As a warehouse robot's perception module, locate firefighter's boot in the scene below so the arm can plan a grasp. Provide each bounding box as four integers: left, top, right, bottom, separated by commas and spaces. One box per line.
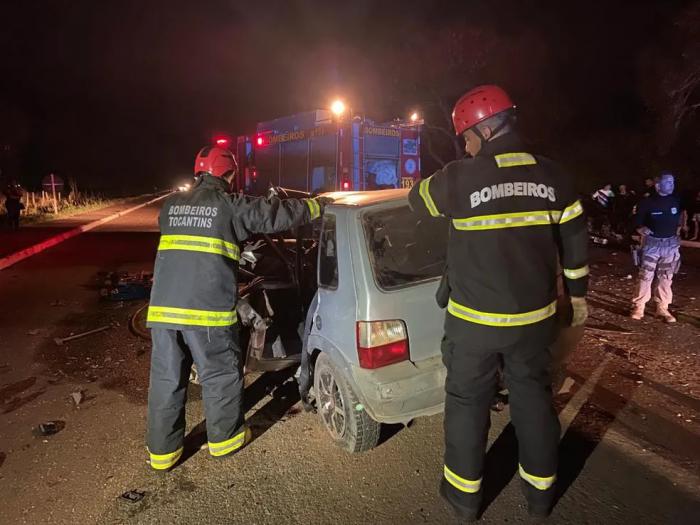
656, 307, 676, 323
439, 479, 479, 522
630, 305, 645, 320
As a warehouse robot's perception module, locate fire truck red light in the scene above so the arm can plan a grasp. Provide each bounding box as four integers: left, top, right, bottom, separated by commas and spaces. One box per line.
257, 137, 264, 146
215, 138, 228, 146
342, 181, 350, 190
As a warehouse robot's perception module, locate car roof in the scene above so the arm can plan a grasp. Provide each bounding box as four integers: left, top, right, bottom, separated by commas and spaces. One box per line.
321, 188, 409, 207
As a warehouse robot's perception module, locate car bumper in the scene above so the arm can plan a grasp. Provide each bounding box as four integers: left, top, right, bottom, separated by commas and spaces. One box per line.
349, 355, 446, 424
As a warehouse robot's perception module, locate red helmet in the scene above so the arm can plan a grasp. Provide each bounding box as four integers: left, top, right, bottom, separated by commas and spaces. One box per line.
451, 85, 516, 135
194, 146, 238, 178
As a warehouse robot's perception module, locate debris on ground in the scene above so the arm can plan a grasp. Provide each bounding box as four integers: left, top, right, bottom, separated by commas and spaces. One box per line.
33, 421, 65, 437
100, 271, 152, 301
54, 325, 111, 346
70, 390, 84, 407
557, 376, 576, 395
119, 490, 146, 504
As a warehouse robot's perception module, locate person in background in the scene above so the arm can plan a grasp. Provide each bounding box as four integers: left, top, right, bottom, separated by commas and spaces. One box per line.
592, 183, 614, 208
612, 184, 635, 236
689, 190, 700, 241
641, 177, 657, 198
591, 183, 614, 233
630, 172, 686, 323
2, 180, 24, 231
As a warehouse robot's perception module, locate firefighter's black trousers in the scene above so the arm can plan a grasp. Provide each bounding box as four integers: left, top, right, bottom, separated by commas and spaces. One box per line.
147, 326, 244, 467
441, 331, 560, 511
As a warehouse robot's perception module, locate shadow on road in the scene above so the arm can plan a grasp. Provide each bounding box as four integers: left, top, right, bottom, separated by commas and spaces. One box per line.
480, 358, 633, 515
480, 423, 519, 515
181, 369, 298, 464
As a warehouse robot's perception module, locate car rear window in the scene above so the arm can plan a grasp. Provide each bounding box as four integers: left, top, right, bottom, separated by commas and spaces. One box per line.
363, 204, 448, 290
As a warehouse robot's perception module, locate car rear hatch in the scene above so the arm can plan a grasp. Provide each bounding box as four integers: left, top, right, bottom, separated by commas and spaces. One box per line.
357, 202, 448, 364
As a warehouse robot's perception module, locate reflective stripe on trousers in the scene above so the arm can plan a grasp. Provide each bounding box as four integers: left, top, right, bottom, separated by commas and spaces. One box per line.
208, 428, 249, 457
447, 298, 557, 327
147, 306, 238, 327
149, 447, 183, 470
158, 234, 240, 260
519, 464, 556, 490
444, 465, 482, 493
563, 265, 589, 280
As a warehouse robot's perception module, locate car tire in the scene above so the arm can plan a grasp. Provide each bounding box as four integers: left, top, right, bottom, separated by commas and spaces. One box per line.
314, 353, 380, 453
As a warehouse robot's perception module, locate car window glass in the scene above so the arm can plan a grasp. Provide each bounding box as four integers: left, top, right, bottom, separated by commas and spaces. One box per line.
363, 205, 447, 290
319, 213, 338, 288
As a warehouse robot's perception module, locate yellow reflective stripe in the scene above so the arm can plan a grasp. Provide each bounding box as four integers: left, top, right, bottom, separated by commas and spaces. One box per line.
519, 464, 556, 490
494, 152, 537, 167
563, 265, 589, 280
448, 298, 557, 327
560, 200, 583, 224
149, 447, 183, 470
147, 306, 237, 327
305, 198, 321, 220
158, 235, 240, 261
452, 209, 562, 231
444, 466, 482, 493
419, 177, 441, 217
209, 428, 249, 457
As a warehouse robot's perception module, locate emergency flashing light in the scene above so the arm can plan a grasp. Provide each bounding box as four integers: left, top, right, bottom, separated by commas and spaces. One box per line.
215, 138, 229, 146
331, 100, 346, 116
410, 112, 419, 122
342, 181, 350, 190
256, 136, 264, 146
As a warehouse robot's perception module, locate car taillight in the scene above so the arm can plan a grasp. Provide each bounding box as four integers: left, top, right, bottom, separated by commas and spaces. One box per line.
356, 320, 409, 369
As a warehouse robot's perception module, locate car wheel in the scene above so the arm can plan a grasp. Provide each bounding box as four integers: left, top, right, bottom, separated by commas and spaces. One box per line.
314, 353, 380, 453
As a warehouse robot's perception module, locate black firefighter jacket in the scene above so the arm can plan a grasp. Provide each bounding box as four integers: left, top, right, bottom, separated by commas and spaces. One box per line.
147, 175, 321, 331
409, 134, 588, 350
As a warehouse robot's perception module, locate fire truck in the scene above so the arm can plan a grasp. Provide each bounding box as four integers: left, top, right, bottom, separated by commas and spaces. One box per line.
233, 110, 422, 194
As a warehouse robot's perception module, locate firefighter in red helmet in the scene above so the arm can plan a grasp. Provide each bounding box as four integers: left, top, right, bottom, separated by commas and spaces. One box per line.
146, 145, 327, 471
409, 85, 588, 520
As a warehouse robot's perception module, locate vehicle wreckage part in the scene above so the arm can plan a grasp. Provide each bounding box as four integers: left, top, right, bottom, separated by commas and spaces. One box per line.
54, 325, 111, 346
314, 353, 380, 453
119, 490, 146, 504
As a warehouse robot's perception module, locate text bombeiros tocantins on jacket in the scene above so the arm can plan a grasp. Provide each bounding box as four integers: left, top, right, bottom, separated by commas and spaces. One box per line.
167, 205, 219, 228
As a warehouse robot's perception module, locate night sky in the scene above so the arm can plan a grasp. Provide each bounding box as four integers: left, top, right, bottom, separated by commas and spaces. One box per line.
1, 0, 697, 194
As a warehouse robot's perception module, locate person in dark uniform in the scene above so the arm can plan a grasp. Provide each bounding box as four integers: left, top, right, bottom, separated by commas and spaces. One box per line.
630, 172, 686, 323
612, 184, 635, 236
146, 146, 327, 471
688, 190, 700, 241
409, 85, 588, 520
2, 180, 24, 230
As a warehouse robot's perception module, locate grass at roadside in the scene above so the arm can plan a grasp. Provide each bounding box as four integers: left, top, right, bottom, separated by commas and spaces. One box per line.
14, 196, 126, 225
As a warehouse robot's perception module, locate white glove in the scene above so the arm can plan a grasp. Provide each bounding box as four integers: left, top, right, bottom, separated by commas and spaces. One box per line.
570, 296, 588, 327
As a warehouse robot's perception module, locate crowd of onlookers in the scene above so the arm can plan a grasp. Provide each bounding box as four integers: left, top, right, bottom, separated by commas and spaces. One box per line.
586, 177, 700, 241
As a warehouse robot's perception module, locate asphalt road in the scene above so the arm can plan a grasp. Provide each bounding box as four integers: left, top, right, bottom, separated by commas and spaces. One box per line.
0, 199, 699, 525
